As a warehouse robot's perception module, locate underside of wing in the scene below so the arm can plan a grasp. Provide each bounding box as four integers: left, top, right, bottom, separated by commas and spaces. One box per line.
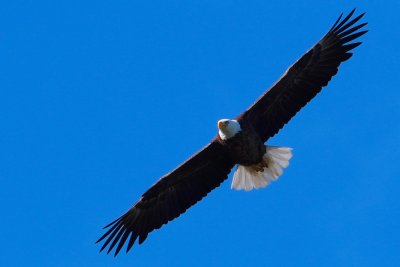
96, 140, 234, 256
243, 9, 367, 142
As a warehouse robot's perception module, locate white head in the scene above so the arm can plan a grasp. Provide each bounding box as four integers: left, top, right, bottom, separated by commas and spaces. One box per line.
217, 119, 241, 140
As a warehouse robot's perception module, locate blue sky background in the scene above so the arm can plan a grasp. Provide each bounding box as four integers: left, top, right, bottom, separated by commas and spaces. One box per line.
1, 1, 399, 266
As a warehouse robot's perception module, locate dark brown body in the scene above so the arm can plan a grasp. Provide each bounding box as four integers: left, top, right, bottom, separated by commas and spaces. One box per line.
218, 122, 266, 166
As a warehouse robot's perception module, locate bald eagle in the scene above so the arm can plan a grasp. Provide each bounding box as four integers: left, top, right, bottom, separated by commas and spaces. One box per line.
97, 9, 367, 256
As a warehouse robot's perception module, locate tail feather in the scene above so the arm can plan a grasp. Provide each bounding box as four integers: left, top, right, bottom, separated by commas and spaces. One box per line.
231, 146, 293, 191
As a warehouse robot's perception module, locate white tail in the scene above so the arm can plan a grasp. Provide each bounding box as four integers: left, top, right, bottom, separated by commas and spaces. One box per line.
231, 146, 293, 191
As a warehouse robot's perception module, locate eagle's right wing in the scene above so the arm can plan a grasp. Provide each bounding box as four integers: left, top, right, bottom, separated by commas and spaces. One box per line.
96, 140, 235, 256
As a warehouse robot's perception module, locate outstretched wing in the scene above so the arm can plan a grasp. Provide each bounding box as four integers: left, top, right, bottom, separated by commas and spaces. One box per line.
96, 140, 234, 256
242, 9, 367, 142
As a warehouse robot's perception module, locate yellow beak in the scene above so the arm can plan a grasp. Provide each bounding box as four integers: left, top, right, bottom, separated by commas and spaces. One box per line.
218, 121, 226, 129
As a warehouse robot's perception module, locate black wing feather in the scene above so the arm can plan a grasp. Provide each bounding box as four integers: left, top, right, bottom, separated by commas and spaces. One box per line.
242, 9, 367, 141
97, 140, 234, 256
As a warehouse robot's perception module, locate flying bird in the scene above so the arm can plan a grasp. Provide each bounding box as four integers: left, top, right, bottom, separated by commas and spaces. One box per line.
97, 9, 367, 256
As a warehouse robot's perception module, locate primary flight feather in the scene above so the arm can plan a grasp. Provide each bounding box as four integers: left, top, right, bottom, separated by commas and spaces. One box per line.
97, 9, 367, 256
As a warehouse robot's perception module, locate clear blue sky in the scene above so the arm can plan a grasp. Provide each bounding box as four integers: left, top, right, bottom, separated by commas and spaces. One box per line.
1, 1, 399, 266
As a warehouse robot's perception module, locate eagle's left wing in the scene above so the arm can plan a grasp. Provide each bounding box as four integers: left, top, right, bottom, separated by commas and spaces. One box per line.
96, 140, 234, 256
241, 9, 367, 142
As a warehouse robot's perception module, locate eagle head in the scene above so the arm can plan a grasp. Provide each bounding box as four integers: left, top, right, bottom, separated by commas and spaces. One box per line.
217, 119, 241, 140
